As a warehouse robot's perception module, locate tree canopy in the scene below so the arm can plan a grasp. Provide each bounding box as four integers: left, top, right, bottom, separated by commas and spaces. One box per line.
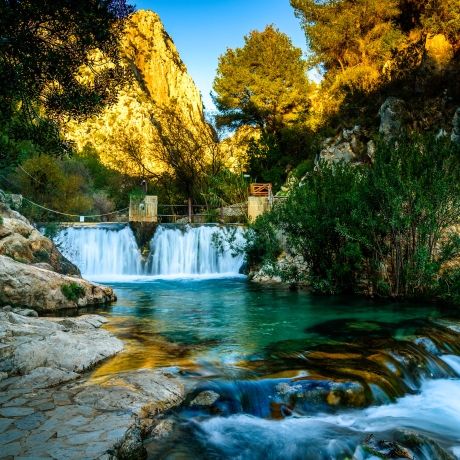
213, 25, 311, 134
0, 0, 133, 169
291, 0, 403, 93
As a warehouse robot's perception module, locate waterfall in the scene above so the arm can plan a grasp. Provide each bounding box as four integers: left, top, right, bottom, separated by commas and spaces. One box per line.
54, 225, 143, 277
54, 224, 245, 279
146, 225, 245, 276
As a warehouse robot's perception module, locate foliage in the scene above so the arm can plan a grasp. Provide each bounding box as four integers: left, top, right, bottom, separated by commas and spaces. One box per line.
289, 0, 460, 133
245, 208, 282, 269
247, 135, 460, 302
291, 0, 403, 94
149, 107, 222, 203
15, 155, 93, 221
201, 169, 248, 210
61, 282, 85, 302
213, 25, 311, 133
246, 125, 319, 191
398, 0, 460, 41
0, 0, 133, 166
42, 222, 60, 240
77, 144, 132, 209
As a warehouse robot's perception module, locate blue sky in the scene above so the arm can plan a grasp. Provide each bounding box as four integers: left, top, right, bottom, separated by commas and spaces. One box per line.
133, 0, 308, 112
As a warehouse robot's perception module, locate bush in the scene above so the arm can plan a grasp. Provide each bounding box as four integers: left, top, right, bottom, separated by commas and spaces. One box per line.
247, 135, 460, 302
61, 282, 85, 301
43, 222, 60, 240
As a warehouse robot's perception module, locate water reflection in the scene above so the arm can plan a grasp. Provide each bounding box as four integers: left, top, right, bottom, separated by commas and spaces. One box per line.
92, 278, 455, 381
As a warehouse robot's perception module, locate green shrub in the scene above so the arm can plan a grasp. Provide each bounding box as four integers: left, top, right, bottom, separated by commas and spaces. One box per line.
43, 222, 60, 240
61, 282, 85, 301
33, 249, 50, 263
247, 135, 460, 302
293, 159, 315, 179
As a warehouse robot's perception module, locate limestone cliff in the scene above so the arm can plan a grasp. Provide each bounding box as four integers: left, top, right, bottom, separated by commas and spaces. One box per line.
65, 10, 213, 176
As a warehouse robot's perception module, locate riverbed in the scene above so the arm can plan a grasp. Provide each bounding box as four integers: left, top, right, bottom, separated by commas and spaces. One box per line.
52, 224, 460, 459
90, 277, 460, 460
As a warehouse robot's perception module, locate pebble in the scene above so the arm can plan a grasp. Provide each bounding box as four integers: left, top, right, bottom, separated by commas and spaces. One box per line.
0, 428, 23, 444
0, 441, 21, 457
0, 418, 14, 433
15, 412, 46, 430
0, 406, 34, 417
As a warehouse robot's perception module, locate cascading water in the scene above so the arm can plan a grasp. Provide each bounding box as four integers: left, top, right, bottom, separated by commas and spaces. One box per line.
55, 225, 143, 276
146, 225, 245, 276
54, 224, 245, 279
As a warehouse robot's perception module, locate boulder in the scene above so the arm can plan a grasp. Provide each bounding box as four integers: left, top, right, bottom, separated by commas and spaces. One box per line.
114, 424, 146, 460
190, 390, 220, 407
74, 368, 185, 415
0, 215, 80, 276
0, 255, 115, 312
0, 312, 123, 378
318, 125, 371, 164
379, 97, 406, 139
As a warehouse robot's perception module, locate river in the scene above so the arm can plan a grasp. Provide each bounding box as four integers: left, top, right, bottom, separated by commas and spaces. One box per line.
56, 224, 460, 459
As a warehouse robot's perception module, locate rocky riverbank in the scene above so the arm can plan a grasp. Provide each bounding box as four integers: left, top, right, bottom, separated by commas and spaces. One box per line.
0, 191, 116, 313
0, 193, 187, 459
0, 310, 186, 459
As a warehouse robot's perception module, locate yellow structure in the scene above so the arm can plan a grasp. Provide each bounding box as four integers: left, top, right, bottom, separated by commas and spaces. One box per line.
247, 183, 273, 222
248, 196, 271, 222
129, 196, 158, 223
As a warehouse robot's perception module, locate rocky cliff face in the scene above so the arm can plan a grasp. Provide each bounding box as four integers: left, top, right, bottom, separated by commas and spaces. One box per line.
65, 10, 213, 175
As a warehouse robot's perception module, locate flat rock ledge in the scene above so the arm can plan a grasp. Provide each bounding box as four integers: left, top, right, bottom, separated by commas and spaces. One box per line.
0, 255, 116, 313
0, 311, 185, 459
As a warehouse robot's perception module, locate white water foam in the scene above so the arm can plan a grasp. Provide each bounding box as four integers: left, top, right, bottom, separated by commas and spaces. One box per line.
441, 355, 460, 376
198, 379, 460, 459
146, 225, 245, 276
55, 225, 245, 279
55, 226, 142, 276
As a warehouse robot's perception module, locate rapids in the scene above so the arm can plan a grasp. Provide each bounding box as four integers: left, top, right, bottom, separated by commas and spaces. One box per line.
53, 224, 460, 459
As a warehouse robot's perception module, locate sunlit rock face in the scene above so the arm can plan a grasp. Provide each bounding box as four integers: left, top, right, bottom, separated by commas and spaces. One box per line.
122, 10, 205, 129
65, 10, 213, 175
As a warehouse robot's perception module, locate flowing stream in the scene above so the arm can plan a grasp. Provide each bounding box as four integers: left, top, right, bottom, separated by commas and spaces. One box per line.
55, 224, 460, 459
55, 224, 245, 279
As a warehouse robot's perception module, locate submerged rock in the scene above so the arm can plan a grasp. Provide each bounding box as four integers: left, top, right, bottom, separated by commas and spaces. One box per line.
184, 377, 368, 420
358, 431, 455, 460
190, 390, 220, 407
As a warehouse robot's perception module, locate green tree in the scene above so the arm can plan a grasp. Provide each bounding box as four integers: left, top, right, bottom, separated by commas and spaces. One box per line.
16, 155, 93, 221
0, 0, 133, 168
291, 0, 403, 93
398, 0, 460, 41
247, 125, 318, 191
213, 25, 311, 134
247, 135, 460, 302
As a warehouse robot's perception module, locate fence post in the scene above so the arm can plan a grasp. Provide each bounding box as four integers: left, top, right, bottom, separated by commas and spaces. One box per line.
188, 198, 192, 223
